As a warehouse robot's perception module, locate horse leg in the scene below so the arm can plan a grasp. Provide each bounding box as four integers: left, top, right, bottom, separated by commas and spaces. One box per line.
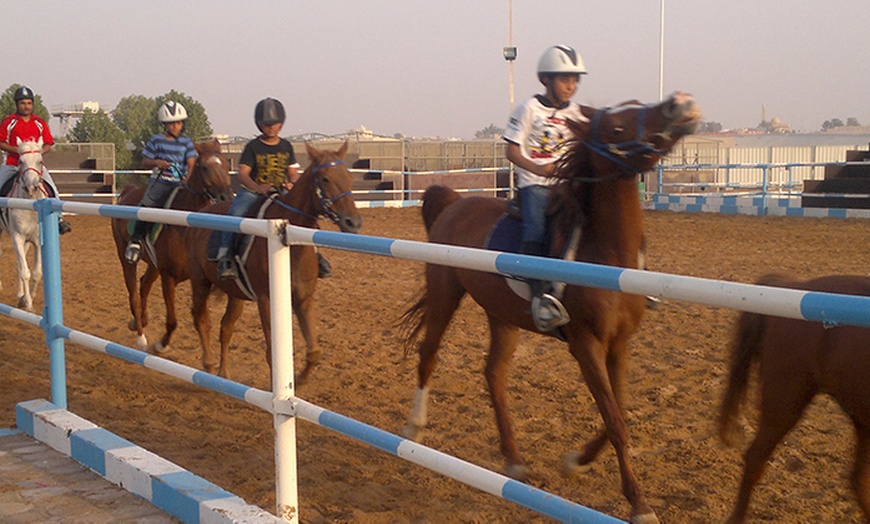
255, 295, 278, 388
566, 334, 633, 471
401, 269, 465, 441
852, 425, 870, 521
29, 238, 41, 299
191, 278, 216, 374
726, 376, 815, 524
570, 333, 657, 524
291, 293, 319, 387
153, 273, 179, 355
483, 315, 527, 479
217, 296, 246, 379
138, 264, 159, 330
11, 235, 32, 311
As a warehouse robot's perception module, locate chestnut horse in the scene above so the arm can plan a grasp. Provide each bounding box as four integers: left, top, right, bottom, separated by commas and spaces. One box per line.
399, 93, 700, 523
719, 273, 870, 523
111, 139, 233, 353
187, 142, 362, 385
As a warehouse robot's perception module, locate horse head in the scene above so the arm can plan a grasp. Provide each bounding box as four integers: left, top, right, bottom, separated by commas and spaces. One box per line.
562, 91, 701, 180
302, 141, 363, 233
190, 139, 233, 202
16, 138, 45, 199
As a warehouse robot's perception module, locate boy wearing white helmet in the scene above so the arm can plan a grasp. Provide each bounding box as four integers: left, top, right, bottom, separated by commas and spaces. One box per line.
503, 44, 588, 332
125, 100, 197, 264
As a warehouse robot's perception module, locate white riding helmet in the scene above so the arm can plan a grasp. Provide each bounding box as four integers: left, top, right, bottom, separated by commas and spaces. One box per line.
158, 101, 188, 123
537, 45, 587, 78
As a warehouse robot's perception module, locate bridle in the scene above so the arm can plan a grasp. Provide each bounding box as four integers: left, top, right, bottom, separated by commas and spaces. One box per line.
187, 153, 228, 203
271, 158, 353, 224
16, 149, 44, 195
579, 105, 665, 180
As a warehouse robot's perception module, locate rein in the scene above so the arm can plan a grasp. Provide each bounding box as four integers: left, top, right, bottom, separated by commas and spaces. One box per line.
578, 106, 661, 181
270, 159, 352, 224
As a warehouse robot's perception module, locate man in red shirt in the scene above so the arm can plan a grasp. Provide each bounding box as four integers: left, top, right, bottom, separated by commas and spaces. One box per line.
0, 86, 71, 234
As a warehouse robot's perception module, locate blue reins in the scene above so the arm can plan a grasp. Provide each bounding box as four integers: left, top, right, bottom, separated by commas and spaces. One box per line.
583, 106, 661, 177
270, 159, 352, 223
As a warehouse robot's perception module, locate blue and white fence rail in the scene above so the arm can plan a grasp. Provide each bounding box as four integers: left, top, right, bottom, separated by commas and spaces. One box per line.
5, 197, 624, 523
7, 196, 870, 522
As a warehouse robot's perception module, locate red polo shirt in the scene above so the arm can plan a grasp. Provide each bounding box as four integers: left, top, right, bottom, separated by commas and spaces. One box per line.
0, 114, 54, 166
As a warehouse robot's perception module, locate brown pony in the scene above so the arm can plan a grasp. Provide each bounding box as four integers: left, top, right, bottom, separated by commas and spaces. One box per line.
719, 273, 870, 523
111, 139, 233, 353
399, 93, 700, 523
186, 142, 362, 385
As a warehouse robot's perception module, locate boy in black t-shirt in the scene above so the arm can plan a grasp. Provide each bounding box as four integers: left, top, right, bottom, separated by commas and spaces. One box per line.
217, 98, 309, 280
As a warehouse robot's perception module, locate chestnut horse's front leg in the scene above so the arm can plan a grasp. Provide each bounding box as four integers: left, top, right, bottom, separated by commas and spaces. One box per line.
569, 330, 658, 524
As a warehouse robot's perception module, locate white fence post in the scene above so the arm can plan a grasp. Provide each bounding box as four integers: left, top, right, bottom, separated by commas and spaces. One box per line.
267, 220, 299, 523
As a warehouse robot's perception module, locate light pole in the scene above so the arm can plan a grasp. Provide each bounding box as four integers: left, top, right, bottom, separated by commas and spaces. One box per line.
504, 0, 517, 198
659, 0, 665, 101
504, 0, 516, 112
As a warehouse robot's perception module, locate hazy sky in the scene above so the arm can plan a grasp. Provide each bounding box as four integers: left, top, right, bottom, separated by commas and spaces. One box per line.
13, 1, 870, 139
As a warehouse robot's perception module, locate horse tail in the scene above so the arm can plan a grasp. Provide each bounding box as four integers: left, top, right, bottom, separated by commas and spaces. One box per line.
421, 185, 460, 233
397, 290, 427, 358
718, 309, 767, 447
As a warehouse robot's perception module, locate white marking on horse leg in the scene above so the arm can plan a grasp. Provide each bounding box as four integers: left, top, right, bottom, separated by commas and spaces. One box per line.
401, 387, 430, 440
136, 334, 148, 351
152, 341, 171, 356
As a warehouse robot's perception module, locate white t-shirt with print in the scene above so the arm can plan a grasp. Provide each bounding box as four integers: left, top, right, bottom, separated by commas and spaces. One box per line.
503, 95, 586, 188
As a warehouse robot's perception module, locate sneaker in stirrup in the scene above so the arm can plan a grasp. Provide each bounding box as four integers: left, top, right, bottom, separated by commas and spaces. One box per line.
531, 293, 570, 332
58, 218, 72, 235
125, 241, 141, 264
217, 257, 238, 280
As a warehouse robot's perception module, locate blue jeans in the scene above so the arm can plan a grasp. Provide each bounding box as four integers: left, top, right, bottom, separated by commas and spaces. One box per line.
519, 184, 550, 246
220, 187, 259, 250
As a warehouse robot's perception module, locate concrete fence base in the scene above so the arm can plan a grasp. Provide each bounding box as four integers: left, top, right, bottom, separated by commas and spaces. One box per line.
15, 399, 281, 524
646, 193, 870, 219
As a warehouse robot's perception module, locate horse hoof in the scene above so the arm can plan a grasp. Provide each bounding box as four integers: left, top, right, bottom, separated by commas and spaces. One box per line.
504, 463, 531, 482
127, 318, 137, 331
136, 334, 148, 352
151, 342, 172, 356
561, 450, 593, 478
400, 423, 422, 441
630, 512, 660, 524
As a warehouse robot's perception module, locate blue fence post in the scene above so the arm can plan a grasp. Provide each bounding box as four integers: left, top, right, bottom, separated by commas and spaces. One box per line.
37, 199, 67, 409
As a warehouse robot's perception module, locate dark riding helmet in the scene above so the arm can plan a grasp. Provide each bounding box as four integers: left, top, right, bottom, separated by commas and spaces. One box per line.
14, 86, 35, 102
255, 98, 286, 130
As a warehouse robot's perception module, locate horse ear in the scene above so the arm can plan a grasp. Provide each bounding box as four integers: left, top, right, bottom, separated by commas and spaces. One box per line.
37, 137, 44, 148
194, 141, 203, 155
304, 141, 319, 160
338, 140, 349, 158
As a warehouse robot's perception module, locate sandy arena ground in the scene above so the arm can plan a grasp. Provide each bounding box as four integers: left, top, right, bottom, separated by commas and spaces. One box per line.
0, 206, 867, 523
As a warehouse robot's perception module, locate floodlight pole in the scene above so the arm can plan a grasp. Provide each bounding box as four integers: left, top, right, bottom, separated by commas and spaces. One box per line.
659, 0, 665, 101
504, 0, 517, 198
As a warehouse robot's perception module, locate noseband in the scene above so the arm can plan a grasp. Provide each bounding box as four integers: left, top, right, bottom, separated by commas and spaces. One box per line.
583, 106, 663, 177
312, 160, 352, 223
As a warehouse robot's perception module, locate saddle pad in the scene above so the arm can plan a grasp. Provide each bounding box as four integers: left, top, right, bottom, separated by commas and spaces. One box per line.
484, 213, 524, 254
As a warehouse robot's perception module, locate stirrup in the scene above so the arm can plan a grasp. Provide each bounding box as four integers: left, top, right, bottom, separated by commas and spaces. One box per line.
217, 257, 238, 280
317, 254, 332, 278
531, 293, 570, 332
125, 242, 141, 264
58, 219, 72, 235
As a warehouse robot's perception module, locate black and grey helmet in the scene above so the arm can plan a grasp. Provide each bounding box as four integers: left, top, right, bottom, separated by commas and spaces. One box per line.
14, 86, 34, 102
255, 98, 286, 130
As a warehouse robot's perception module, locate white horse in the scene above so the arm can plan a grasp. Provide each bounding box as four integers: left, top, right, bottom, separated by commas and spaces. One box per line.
0, 139, 46, 311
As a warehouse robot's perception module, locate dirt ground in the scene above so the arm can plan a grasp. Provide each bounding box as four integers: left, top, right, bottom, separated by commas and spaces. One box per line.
0, 206, 867, 523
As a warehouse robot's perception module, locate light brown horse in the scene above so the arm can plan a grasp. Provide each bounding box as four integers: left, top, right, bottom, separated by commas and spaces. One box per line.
399, 93, 700, 523
111, 139, 233, 353
719, 273, 870, 523
187, 142, 362, 385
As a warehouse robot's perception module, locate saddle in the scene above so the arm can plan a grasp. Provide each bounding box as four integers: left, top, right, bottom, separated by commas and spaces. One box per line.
206, 195, 276, 301
125, 186, 182, 265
